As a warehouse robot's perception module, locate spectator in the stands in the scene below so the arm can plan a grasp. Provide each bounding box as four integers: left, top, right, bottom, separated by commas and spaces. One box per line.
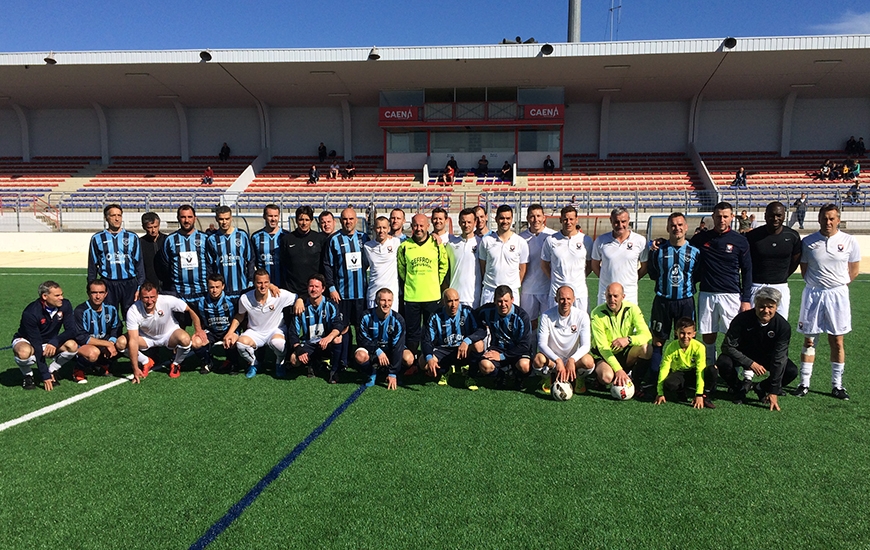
694, 219, 707, 235
476, 155, 489, 177
730, 167, 747, 189
846, 180, 861, 204
318, 142, 327, 163
844, 159, 860, 181
201, 166, 214, 185
219, 142, 230, 162
792, 192, 808, 229
543, 155, 555, 173
846, 136, 857, 155
817, 159, 833, 181
500, 161, 512, 183
342, 161, 356, 180
856, 138, 866, 157
329, 160, 341, 180
443, 164, 455, 184
738, 210, 752, 234
307, 165, 320, 185
446, 156, 458, 173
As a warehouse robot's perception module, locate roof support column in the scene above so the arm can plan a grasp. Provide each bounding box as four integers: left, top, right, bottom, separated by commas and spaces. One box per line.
256, 101, 271, 153
92, 102, 109, 164
341, 99, 352, 160
780, 91, 797, 158
598, 95, 610, 159
688, 93, 702, 146
11, 104, 29, 162
173, 101, 189, 162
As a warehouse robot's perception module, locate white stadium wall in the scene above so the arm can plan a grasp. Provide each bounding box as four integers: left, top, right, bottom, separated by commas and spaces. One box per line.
107, 108, 180, 157
351, 107, 381, 157
608, 101, 688, 154
270, 107, 343, 157
30, 109, 100, 157
696, 99, 782, 152
791, 97, 870, 152
0, 109, 22, 157
188, 107, 260, 158
562, 103, 600, 155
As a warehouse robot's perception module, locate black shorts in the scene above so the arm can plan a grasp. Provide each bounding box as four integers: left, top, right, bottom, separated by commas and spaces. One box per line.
104, 278, 139, 317
482, 348, 525, 372
649, 296, 695, 341
293, 341, 333, 361
429, 346, 474, 370
338, 299, 366, 331
591, 347, 630, 370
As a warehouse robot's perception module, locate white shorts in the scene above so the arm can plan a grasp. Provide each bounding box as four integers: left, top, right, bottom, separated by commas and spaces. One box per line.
535, 354, 594, 378
12, 338, 75, 351
520, 293, 549, 321
697, 291, 741, 335
481, 286, 521, 307
140, 333, 173, 350
798, 285, 851, 336
750, 282, 791, 320
241, 328, 285, 348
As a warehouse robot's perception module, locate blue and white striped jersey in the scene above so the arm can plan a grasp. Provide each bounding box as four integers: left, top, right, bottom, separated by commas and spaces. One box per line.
163, 230, 209, 299
323, 230, 368, 300
206, 229, 254, 296
73, 301, 122, 344
422, 304, 480, 361
251, 228, 288, 287
648, 241, 700, 300
190, 293, 237, 336
88, 229, 144, 282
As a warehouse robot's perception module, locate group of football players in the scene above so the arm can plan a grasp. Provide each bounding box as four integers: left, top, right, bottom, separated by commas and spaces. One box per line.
11, 198, 859, 410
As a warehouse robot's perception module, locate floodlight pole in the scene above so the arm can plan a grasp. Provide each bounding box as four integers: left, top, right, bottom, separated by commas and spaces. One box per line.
568, 0, 581, 42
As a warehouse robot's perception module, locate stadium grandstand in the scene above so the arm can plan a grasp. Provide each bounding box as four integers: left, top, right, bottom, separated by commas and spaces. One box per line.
1, 35, 869, 235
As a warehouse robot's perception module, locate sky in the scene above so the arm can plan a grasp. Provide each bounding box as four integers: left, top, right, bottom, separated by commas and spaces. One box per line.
1, 0, 868, 53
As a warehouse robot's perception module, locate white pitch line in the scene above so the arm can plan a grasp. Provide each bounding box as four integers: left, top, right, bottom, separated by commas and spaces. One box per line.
0, 375, 132, 433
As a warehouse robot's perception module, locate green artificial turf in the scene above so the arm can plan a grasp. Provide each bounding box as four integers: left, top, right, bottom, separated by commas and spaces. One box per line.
1, 269, 869, 549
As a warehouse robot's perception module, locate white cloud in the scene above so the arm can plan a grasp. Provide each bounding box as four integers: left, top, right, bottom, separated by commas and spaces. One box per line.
812, 11, 870, 34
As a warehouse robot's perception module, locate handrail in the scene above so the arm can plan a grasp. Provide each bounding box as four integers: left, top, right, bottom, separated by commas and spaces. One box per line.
32, 196, 61, 230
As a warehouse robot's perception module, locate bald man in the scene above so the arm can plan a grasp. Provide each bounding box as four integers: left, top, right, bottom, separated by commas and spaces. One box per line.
421, 288, 485, 386
397, 213, 449, 358
323, 207, 368, 369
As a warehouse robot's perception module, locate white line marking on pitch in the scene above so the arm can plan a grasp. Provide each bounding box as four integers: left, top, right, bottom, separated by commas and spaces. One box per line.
0, 375, 132, 433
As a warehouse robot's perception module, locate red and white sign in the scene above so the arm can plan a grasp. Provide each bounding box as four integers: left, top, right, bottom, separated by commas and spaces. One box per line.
379, 107, 419, 122
523, 104, 564, 120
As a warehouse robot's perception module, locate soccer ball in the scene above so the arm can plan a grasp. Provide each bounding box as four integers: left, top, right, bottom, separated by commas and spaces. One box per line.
611, 379, 635, 401
551, 380, 573, 401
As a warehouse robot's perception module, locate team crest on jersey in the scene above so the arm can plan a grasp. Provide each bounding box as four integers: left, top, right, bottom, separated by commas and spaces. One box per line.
767, 331, 775, 338
838, 244, 844, 252
726, 244, 733, 253
268, 305, 275, 311
571, 324, 577, 333
235, 237, 242, 247
157, 310, 164, 316
576, 242, 582, 249
509, 245, 516, 251
626, 242, 633, 249
472, 246, 477, 253
387, 325, 395, 334
798, 321, 804, 329
308, 241, 314, 247
387, 246, 393, 253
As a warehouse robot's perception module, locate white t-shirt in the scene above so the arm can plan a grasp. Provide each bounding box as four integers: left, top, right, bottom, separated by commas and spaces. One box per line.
126, 295, 187, 338
238, 289, 297, 332
520, 227, 557, 295
537, 305, 591, 362
478, 232, 529, 292
446, 234, 483, 308
592, 231, 648, 302
801, 230, 860, 289
541, 231, 593, 300
364, 237, 400, 310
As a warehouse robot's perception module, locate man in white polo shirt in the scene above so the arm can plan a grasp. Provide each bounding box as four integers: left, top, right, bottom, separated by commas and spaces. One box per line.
478, 205, 529, 306
224, 269, 298, 379
519, 204, 556, 325
794, 204, 860, 400
363, 216, 400, 311
542, 205, 593, 313
533, 286, 595, 394
123, 281, 206, 382
591, 207, 648, 306
446, 208, 483, 308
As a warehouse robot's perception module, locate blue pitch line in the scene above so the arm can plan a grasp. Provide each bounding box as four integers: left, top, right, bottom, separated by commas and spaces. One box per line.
0, 345, 10, 351
190, 384, 368, 549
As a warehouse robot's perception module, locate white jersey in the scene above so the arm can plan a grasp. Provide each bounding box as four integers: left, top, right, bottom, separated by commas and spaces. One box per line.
520, 227, 557, 295
478, 232, 529, 292
592, 231, 648, 303
126, 295, 186, 338
238, 289, 297, 332
363, 237, 400, 310
446, 234, 483, 308
801, 231, 860, 289
537, 305, 591, 362
541, 231, 593, 300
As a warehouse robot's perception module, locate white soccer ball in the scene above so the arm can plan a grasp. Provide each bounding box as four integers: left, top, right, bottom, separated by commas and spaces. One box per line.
610, 379, 635, 401
551, 380, 574, 401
